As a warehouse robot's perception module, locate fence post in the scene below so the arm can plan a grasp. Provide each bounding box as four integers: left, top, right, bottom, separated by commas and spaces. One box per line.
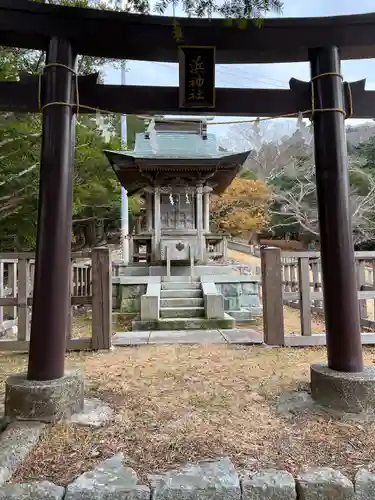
17, 258, 29, 341
66, 260, 73, 341
298, 257, 312, 336
261, 247, 284, 345
357, 259, 367, 321
92, 248, 112, 350
9, 262, 17, 320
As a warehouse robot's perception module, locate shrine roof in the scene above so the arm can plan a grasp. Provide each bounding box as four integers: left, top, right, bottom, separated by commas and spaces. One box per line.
104, 131, 249, 195
133, 131, 229, 158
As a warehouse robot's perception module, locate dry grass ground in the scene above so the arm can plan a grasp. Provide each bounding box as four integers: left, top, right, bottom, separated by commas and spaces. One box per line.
1, 345, 375, 485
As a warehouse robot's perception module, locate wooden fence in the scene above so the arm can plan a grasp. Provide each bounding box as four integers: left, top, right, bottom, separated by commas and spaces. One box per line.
0, 247, 111, 352
261, 248, 375, 345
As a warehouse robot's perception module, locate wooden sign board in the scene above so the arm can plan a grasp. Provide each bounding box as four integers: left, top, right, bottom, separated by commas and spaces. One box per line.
178, 46, 215, 110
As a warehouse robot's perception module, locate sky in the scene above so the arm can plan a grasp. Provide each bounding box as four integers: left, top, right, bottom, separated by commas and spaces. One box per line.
102, 0, 375, 140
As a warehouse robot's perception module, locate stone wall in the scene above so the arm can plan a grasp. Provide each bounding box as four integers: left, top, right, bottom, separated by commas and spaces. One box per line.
2, 454, 373, 500
119, 284, 147, 315
216, 281, 262, 320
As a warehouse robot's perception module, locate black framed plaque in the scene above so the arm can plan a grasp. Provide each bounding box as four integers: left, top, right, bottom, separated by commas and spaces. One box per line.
178, 45, 216, 110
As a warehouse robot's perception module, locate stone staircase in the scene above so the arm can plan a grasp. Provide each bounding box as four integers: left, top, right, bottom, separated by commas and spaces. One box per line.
132, 278, 235, 331
160, 279, 205, 326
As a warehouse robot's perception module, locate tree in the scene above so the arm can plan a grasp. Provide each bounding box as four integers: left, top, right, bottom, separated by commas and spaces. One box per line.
33, 0, 283, 19
224, 118, 375, 245
0, 0, 284, 249
268, 132, 375, 246
210, 177, 270, 239
0, 30, 147, 250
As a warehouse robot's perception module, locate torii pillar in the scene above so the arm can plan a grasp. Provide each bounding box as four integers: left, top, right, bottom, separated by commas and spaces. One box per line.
5, 37, 84, 422
309, 46, 375, 414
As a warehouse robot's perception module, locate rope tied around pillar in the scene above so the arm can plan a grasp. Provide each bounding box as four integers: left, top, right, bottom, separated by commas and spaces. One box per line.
37, 64, 354, 123
38, 63, 79, 114
310, 71, 353, 120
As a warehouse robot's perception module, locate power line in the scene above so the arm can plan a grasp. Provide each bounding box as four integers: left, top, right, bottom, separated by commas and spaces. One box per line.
141, 61, 289, 89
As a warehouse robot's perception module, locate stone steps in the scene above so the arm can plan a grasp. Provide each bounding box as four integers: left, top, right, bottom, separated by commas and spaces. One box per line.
161, 277, 200, 283
132, 314, 235, 331
160, 297, 204, 308
161, 282, 201, 290
160, 281, 205, 320
160, 289, 203, 299
160, 306, 205, 319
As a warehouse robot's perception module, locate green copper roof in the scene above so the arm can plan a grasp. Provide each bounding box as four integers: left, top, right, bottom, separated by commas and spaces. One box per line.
130, 130, 233, 159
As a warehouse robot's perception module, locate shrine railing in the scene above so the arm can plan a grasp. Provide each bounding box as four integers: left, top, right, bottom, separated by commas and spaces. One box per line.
0, 248, 111, 352
261, 248, 375, 346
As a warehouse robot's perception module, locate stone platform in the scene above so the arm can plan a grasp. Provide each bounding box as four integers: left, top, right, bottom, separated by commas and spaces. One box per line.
112, 328, 263, 345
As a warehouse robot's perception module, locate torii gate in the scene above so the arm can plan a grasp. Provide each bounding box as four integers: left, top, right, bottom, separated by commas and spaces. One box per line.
1, 0, 375, 418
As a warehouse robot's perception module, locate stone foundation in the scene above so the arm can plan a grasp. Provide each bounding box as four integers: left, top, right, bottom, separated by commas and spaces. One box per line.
1, 455, 373, 500
5, 371, 84, 423
311, 363, 375, 414
215, 281, 262, 320
120, 285, 147, 314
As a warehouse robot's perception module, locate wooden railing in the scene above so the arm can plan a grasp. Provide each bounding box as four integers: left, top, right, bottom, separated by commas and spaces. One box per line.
0, 247, 111, 352
261, 248, 375, 345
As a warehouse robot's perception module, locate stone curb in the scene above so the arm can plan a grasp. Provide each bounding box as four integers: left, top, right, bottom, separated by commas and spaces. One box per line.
1, 456, 374, 500
0, 421, 45, 487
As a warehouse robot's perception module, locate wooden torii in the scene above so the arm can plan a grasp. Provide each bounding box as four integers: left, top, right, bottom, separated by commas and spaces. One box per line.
2, 0, 375, 380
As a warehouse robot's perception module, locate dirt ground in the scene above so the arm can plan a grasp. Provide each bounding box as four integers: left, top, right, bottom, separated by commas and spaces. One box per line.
228, 249, 325, 334
1, 345, 375, 485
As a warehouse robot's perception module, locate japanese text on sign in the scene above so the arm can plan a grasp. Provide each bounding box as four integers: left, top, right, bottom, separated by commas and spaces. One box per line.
188, 55, 205, 101
179, 46, 215, 109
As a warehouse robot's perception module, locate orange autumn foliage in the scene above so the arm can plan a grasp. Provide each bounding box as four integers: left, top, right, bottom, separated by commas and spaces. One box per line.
210, 177, 270, 238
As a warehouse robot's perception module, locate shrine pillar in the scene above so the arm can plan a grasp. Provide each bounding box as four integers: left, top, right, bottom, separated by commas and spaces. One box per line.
203, 186, 211, 233
196, 184, 204, 261
146, 191, 153, 231
309, 46, 363, 372
308, 47, 375, 416
5, 37, 84, 422
121, 187, 129, 265
154, 187, 161, 259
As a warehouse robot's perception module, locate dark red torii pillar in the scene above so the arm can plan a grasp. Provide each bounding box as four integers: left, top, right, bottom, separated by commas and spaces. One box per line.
309, 46, 364, 372
27, 37, 76, 381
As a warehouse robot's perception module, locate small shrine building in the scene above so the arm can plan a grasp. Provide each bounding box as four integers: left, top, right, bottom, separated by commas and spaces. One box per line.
105, 117, 249, 267
105, 117, 261, 331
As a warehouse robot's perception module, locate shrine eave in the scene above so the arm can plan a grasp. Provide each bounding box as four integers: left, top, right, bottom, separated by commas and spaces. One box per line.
104, 150, 249, 195
2, 1, 375, 64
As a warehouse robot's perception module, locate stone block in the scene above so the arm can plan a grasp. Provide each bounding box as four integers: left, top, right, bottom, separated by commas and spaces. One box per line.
242, 469, 296, 500
239, 295, 261, 308
241, 282, 259, 295
121, 285, 147, 299
227, 310, 252, 321
66, 398, 114, 428
0, 481, 64, 500
0, 421, 45, 486
121, 298, 141, 314
5, 371, 84, 423
311, 364, 375, 414
354, 466, 375, 500
224, 297, 240, 311
141, 295, 159, 321
205, 294, 224, 319
221, 283, 240, 298
296, 468, 353, 500
65, 454, 150, 500
149, 457, 240, 500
